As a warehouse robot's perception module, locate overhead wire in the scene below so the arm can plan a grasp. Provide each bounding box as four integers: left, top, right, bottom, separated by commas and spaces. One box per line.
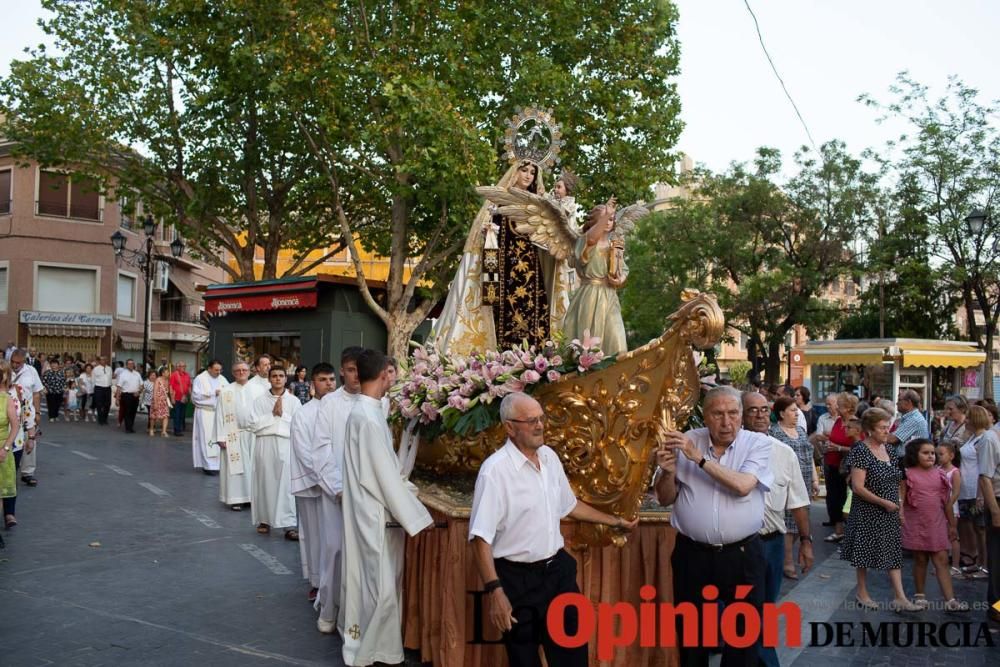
742, 0, 819, 152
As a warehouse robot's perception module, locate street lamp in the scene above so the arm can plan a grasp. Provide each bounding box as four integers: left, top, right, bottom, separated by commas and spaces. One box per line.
965, 208, 987, 235
110, 214, 185, 374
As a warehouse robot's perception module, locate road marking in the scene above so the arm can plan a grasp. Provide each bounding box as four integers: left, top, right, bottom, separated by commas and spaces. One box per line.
105, 464, 133, 476
138, 482, 170, 497
71, 450, 98, 460
39, 440, 62, 448
180, 507, 221, 529
238, 544, 292, 575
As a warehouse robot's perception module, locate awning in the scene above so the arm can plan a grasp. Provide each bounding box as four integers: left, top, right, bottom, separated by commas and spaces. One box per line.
118, 335, 144, 350
169, 273, 202, 302
902, 350, 985, 368
204, 278, 319, 315
802, 347, 886, 366
27, 324, 106, 338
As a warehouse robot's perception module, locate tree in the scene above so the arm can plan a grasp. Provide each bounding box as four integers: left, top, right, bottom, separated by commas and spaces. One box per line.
0, 0, 361, 281
837, 174, 957, 340
267, 0, 684, 357
2, 1, 685, 359
861, 74, 1000, 397
623, 142, 869, 382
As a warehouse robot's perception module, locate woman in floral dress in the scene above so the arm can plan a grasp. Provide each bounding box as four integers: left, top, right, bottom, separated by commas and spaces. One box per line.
149, 367, 172, 437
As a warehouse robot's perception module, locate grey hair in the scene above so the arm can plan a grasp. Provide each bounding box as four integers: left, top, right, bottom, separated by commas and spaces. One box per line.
704, 385, 744, 412
500, 391, 534, 422
232, 361, 250, 371
900, 388, 921, 407
876, 398, 895, 415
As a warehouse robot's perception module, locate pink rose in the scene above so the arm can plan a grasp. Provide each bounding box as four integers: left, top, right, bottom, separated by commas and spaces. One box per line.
550, 355, 563, 367
533, 356, 549, 372
522, 369, 541, 384
505, 378, 526, 393
578, 352, 599, 372
420, 402, 439, 421
546, 370, 561, 383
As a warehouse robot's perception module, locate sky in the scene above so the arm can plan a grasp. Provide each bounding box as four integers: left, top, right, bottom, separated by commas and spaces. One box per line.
3, 0, 1000, 174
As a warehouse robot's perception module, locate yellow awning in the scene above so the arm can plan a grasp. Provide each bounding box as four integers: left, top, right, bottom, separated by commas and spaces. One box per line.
902, 351, 985, 368
803, 349, 886, 366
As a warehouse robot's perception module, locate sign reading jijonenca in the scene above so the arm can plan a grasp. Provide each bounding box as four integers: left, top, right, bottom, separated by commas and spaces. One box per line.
19, 311, 114, 327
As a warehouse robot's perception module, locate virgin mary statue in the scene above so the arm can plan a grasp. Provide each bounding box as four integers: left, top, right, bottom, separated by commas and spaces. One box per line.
431, 159, 571, 355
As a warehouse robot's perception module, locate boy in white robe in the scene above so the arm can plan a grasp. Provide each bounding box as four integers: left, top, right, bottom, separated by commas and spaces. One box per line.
248, 366, 300, 539
191, 360, 228, 474
340, 349, 432, 666
214, 361, 254, 510
289, 362, 337, 604
312, 346, 364, 633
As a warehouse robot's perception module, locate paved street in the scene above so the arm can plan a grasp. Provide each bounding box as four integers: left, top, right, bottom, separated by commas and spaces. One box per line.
1, 418, 997, 666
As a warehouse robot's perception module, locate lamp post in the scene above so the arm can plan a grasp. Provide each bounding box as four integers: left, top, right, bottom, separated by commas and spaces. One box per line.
110, 215, 184, 374
964, 207, 992, 399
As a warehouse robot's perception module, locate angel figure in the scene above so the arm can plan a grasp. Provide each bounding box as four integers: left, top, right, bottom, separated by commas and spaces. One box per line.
477, 187, 647, 356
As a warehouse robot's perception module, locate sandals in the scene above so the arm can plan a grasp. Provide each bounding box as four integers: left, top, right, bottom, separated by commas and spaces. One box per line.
968, 566, 989, 579
256, 523, 270, 534
783, 567, 799, 580
230, 505, 242, 512
949, 566, 964, 578
824, 533, 844, 543
890, 598, 923, 613
945, 598, 970, 613
912, 594, 929, 610
284, 529, 299, 542
855, 596, 879, 611
4, 515, 16, 529
21, 476, 37, 487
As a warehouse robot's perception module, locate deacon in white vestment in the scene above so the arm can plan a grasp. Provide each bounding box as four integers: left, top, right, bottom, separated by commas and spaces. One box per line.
340, 350, 432, 666
289, 363, 338, 597
214, 361, 255, 508
249, 367, 301, 534
191, 361, 228, 472
311, 348, 364, 632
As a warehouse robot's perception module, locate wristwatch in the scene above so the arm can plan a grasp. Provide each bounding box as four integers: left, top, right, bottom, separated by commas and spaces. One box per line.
800, 534, 813, 543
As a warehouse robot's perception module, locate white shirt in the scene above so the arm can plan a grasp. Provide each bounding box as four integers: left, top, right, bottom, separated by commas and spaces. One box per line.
795, 409, 807, 433
469, 440, 578, 563
113, 366, 126, 382
12, 364, 43, 396
759, 438, 810, 535
815, 412, 837, 437
116, 369, 143, 394
91, 364, 112, 388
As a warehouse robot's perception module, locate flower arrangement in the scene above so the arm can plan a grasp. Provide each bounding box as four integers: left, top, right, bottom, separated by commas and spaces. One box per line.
392, 330, 611, 437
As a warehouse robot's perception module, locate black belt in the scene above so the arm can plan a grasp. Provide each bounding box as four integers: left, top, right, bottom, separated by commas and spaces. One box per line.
678, 532, 759, 553
759, 531, 783, 542
496, 550, 562, 572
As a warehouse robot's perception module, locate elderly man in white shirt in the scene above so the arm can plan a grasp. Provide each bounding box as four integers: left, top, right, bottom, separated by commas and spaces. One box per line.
654, 385, 773, 667
91, 356, 113, 425
469, 392, 636, 667
115, 359, 144, 433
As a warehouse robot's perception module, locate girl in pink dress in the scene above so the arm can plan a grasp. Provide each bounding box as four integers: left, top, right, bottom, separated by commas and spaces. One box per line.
935, 440, 963, 577
900, 439, 968, 612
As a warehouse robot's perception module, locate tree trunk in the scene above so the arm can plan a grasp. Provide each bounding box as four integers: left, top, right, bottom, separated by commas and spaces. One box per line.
984, 325, 995, 400
764, 338, 782, 385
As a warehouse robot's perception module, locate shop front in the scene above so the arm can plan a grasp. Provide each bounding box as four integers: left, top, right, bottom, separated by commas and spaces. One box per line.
18, 310, 112, 359
204, 275, 391, 375
802, 338, 987, 416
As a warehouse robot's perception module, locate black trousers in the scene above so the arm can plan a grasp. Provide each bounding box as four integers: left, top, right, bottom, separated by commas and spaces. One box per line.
46, 392, 63, 419
93, 386, 112, 424
671, 533, 766, 667
494, 549, 588, 667
824, 463, 847, 524
986, 503, 1000, 615
120, 393, 140, 432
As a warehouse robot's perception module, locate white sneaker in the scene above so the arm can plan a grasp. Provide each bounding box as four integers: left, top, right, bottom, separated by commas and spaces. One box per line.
316, 618, 336, 634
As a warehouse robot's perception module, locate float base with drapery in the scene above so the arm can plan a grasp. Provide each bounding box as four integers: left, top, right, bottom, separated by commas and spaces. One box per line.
394, 291, 725, 665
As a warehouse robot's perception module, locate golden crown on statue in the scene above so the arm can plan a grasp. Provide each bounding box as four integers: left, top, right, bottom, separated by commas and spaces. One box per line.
503, 107, 563, 169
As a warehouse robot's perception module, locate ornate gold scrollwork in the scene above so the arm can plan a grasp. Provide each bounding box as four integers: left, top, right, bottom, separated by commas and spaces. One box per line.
413, 291, 725, 548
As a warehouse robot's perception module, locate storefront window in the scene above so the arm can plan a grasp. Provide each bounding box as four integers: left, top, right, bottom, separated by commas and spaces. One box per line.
234, 333, 302, 371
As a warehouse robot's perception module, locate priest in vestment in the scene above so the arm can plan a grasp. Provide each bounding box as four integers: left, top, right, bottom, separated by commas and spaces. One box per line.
246, 354, 272, 396
341, 349, 432, 666
289, 362, 337, 608
248, 366, 300, 539
312, 347, 363, 633
191, 361, 228, 475
214, 361, 254, 510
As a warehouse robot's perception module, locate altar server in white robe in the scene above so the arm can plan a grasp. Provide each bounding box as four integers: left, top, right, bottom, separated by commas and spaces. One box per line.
341, 349, 432, 666
214, 361, 254, 510
191, 361, 228, 475
312, 347, 363, 634
289, 362, 337, 603
249, 366, 300, 539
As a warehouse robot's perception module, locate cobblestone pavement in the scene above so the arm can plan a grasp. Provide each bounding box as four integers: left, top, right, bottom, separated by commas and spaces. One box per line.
1, 418, 996, 665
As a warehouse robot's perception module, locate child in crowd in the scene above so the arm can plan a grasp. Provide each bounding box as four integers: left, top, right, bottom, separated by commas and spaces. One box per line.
900, 438, 968, 612
65, 379, 79, 421
840, 418, 864, 519
935, 439, 963, 577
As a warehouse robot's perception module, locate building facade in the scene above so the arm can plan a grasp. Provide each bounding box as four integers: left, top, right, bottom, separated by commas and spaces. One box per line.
0, 145, 224, 369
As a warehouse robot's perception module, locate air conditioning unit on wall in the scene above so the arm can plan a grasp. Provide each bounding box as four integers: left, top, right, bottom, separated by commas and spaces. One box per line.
153, 261, 169, 293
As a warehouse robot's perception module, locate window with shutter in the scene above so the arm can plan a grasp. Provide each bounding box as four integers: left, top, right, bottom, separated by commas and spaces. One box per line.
70, 175, 101, 220
0, 266, 8, 312
38, 170, 69, 216
0, 170, 11, 215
